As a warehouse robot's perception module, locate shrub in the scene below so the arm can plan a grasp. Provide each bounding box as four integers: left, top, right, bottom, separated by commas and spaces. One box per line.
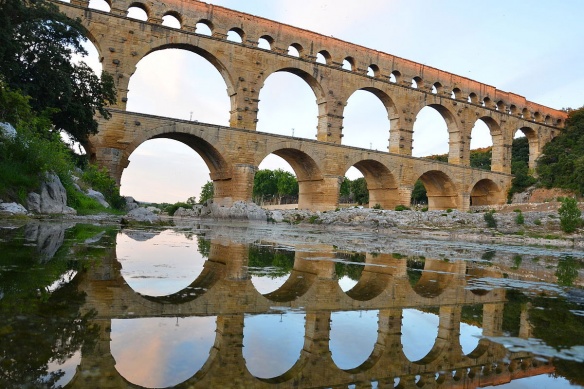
395, 205, 410, 211
446, 208, 453, 213
166, 202, 193, 216
515, 211, 525, 225
372, 203, 383, 210
484, 210, 497, 228
534, 219, 542, 226
558, 197, 582, 233
421, 207, 429, 212
82, 165, 125, 210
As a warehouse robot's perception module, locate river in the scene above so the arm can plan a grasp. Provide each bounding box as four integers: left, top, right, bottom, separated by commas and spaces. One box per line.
1, 219, 583, 388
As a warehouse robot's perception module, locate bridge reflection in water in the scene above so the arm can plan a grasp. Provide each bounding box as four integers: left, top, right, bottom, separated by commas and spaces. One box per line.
69, 230, 556, 389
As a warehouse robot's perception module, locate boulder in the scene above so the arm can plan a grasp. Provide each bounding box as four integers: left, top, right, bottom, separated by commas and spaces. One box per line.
122, 207, 161, 224
86, 188, 110, 208
26, 192, 41, 213
0, 202, 28, 216
38, 173, 76, 215
124, 196, 139, 211
0, 122, 16, 139
210, 201, 267, 221
146, 206, 161, 214
174, 207, 199, 217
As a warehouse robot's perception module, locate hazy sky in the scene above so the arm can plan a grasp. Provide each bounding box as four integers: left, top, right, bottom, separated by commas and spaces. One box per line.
83, 0, 584, 203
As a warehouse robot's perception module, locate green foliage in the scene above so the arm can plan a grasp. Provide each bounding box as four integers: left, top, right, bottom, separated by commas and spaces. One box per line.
555, 256, 581, 287
253, 169, 298, 204
334, 252, 365, 281
248, 245, 295, 278
81, 164, 125, 210
351, 177, 369, 205
166, 202, 192, 216
558, 197, 582, 233
483, 210, 497, 228
411, 179, 428, 204
469, 148, 492, 170
537, 108, 584, 196
0, 0, 116, 145
308, 215, 320, 224
199, 181, 214, 204
372, 203, 382, 210
394, 205, 410, 211
515, 211, 525, 225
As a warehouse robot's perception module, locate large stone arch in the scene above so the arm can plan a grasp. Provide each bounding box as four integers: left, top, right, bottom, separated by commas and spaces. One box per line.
469, 178, 504, 207
255, 145, 335, 210
341, 158, 401, 209
413, 103, 463, 164
256, 65, 327, 137
134, 37, 238, 110
118, 123, 234, 203
339, 85, 399, 152
411, 169, 459, 210
474, 116, 506, 173
517, 126, 540, 170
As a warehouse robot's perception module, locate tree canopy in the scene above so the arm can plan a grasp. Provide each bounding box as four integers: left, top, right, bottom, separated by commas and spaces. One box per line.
0, 0, 116, 144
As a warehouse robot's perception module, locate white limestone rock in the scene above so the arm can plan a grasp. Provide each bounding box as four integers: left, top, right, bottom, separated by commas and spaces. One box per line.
124, 196, 139, 211
0, 122, 16, 139
0, 202, 28, 216
26, 192, 41, 213
86, 188, 110, 208
39, 173, 76, 215
123, 207, 161, 224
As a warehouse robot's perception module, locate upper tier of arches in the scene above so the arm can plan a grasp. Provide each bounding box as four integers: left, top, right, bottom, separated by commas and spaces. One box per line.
73, 0, 565, 127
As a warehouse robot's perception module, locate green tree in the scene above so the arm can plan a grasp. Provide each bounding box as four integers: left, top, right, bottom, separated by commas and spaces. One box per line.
199, 181, 214, 204
411, 179, 428, 204
253, 169, 298, 204
469, 148, 492, 170
537, 107, 584, 196
0, 0, 116, 145
558, 197, 582, 233
351, 177, 369, 205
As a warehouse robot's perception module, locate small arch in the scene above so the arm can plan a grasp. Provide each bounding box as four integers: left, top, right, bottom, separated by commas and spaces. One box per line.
367, 64, 380, 77
468, 92, 478, 104
432, 82, 442, 95
411, 76, 422, 89
258, 35, 274, 50
342, 56, 355, 71
470, 179, 500, 206
88, 0, 111, 12
195, 20, 213, 36
556, 118, 563, 127
390, 70, 401, 83
533, 111, 542, 122
287, 43, 302, 57
482, 97, 492, 108
496, 100, 505, 111
161, 12, 181, 28
451, 87, 462, 100
522, 108, 532, 120
227, 28, 244, 43
316, 50, 331, 65
127, 3, 148, 21
509, 104, 518, 115
544, 114, 551, 124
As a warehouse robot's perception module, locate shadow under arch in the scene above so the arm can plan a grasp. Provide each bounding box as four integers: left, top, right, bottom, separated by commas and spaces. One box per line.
346, 159, 400, 209
256, 147, 325, 210
415, 170, 459, 210
116, 125, 232, 190
139, 257, 226, 304
344, 254, 397, 301
411, 259, 461, 298
517, 126, 539, 169
470, 178, 501, 207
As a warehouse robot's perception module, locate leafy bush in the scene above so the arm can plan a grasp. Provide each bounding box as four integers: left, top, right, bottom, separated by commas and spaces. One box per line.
395, 205, 410, 211
81, 165, 125, 210
166, 202, 192, 216
484, 210, 497, 228
558, 197, 582, 233
372, 203, 382, 210
515, 211, 525, 225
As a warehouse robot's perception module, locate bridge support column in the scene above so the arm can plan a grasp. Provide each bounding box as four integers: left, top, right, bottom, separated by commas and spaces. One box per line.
396, 187, 413, 208
298, 175, 341, 211
317, 100, 344, 144
213, 164, 256, 207
369, 188, 405, 210
482, 302, 504, 337
458, 192, 471, 212
389, 116, 414, 155
492, 124, 514, 174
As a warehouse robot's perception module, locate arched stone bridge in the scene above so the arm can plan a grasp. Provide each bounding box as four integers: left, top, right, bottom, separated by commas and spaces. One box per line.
67, 239, 554, 388
54, 0, 567, 210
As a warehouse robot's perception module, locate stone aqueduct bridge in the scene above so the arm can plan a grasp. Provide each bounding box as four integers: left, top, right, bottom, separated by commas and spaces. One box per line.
55, 0, 568, 210
68, 240, 553, 388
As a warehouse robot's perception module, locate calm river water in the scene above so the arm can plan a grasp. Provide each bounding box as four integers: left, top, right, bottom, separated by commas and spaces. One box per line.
1, 220, 584, 388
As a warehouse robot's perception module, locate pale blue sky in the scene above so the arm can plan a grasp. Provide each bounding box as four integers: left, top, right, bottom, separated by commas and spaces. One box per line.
82, 0, 584, 203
